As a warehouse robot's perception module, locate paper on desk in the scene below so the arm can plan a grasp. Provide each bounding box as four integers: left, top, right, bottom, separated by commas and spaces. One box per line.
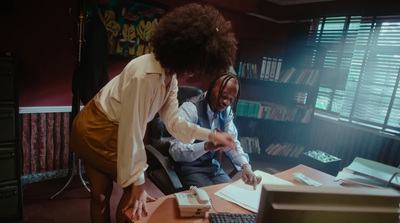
214, 170, 293, 212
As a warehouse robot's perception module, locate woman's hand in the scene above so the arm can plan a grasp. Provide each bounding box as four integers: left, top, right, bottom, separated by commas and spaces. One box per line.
209, 132, 237, 151
242, 164, 262, 190
122, 184, 157, 220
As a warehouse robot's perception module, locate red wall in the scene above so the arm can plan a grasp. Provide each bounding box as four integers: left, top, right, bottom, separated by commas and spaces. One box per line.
0, 0, 79, 107
0, 0, 290, 107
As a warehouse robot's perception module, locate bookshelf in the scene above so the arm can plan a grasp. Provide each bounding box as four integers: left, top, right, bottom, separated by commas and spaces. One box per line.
235, 61, 321, 162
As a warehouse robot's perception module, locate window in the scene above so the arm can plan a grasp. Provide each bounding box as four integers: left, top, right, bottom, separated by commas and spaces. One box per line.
306, 15, 400, 134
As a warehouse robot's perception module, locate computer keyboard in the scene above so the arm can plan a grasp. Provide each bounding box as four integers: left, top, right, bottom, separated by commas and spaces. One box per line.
209, 213, 257, 223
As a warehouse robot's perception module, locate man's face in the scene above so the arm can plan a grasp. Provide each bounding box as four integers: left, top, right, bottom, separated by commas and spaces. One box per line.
210, 77, 238, 113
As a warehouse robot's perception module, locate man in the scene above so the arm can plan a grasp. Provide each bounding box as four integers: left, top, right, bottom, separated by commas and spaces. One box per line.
169, 71, 262, 189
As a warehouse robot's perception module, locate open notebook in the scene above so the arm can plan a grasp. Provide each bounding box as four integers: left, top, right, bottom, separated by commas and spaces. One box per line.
214, 170, 293, 212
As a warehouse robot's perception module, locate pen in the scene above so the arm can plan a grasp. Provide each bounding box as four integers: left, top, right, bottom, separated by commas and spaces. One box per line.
214, 127, 237, 151
214, 127, 223, 133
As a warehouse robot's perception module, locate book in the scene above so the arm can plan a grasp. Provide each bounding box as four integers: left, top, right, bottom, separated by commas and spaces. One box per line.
253, 63, 257, 79
294, 69, 308, 84
250, 63, 253, 79
246, 63, 250, 78
306, 69, 320, 86
237, 100, 249, 116
279, 67, 296, 83
238, 61, 243, 77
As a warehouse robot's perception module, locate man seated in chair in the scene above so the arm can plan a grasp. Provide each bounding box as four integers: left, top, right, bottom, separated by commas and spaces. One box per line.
169, 71, 262, 189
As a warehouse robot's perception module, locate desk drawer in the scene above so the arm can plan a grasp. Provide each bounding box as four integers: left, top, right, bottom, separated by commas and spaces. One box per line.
0, 106, 15, 141
0, 182, 19, 219
0, 145, 17, 182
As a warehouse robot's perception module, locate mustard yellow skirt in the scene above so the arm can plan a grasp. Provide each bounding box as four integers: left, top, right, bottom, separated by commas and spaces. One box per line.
69, 98, 118, 179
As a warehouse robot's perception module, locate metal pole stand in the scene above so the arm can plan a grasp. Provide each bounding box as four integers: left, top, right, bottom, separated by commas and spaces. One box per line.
50, 153, 90, 200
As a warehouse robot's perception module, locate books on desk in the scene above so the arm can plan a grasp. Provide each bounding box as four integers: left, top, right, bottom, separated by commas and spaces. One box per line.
214, 170, 293, 212
335, 157, 400, 188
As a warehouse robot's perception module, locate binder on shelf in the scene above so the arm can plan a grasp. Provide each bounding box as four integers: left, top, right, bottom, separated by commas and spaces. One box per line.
260, 57, 267, 80
264, 57, 272, 81
269, 58, 278, 81
274, 58, 282, 81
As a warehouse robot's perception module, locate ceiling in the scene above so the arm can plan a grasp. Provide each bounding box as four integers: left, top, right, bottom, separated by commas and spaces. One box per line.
265, 0, 334, 6
255, 0, 400, 21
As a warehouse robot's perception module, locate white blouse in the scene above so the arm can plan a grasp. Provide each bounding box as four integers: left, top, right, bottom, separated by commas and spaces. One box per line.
94, 54, 211, 188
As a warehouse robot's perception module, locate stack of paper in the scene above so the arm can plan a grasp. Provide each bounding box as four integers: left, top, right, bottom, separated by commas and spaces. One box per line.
335, 157, 400, 188
214, 170, 293, 212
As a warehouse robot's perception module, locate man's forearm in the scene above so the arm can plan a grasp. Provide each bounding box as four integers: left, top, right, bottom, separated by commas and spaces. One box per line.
169, 140, 207, 162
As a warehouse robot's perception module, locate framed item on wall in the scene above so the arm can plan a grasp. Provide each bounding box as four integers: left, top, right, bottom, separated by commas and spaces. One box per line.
96, 0, 167, 58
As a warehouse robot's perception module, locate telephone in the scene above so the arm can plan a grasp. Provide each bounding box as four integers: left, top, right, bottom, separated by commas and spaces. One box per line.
175, 186, 211, 217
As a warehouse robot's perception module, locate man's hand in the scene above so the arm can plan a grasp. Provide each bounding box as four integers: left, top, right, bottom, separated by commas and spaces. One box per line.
241, 164, 262, 190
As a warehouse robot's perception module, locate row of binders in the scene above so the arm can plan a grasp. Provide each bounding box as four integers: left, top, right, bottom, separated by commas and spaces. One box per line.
265, 143, 307, 158
237, 100, 313, 123
237, 58, 320, 87
239, 137, 261, 154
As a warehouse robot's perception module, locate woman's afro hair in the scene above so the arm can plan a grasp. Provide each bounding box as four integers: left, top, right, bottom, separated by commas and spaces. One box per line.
151, 3, 238, 77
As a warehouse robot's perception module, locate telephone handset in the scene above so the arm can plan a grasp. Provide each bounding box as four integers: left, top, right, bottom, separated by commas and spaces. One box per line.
190, 186, 210, 204
175, 186, 211, 217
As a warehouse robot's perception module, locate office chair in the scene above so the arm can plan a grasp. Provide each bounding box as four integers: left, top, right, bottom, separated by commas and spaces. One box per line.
145, 86, 240, 195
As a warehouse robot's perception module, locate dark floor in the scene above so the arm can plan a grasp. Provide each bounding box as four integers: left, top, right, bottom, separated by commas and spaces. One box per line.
13, 159, 295, 223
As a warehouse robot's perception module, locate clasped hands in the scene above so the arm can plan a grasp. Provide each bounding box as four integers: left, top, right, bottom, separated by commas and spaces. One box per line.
208, 131, 237, 151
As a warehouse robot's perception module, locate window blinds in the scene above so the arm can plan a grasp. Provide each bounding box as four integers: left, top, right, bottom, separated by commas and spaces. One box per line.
307, 15, 400, 134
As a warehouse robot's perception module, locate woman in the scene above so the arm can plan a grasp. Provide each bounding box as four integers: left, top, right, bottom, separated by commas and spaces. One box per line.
69, 3, 238, 223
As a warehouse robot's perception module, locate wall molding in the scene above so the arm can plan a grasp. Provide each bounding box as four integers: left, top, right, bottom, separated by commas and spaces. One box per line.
19, 106, 84, 114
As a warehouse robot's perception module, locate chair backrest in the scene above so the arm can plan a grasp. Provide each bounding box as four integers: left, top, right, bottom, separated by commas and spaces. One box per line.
177, 86, 204, 107
147, 86, 203, 155
145, 86, 203, 195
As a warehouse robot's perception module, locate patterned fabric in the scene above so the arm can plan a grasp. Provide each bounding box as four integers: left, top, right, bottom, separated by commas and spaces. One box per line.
21, 113, 70, 176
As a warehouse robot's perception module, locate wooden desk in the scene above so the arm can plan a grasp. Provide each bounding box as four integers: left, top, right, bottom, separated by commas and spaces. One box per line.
274, 164, 342, 187
123, 183, 248, 223
124, 164, 341, 222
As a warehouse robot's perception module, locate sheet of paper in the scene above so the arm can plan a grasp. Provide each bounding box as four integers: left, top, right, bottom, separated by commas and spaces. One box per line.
214, 170, 293, 212
346, 157, 400, 186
